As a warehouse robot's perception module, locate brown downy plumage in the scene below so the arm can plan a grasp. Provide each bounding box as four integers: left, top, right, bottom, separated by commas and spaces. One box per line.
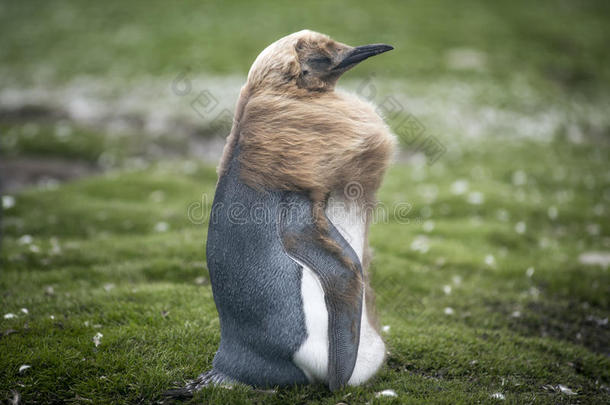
218, 30, 395, 315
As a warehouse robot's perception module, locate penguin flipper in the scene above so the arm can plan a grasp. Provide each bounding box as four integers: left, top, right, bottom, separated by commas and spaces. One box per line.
279, 193, 363, 391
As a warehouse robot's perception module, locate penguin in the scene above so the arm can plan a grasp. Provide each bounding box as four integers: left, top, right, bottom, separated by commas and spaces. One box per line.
168, 30, 395, 397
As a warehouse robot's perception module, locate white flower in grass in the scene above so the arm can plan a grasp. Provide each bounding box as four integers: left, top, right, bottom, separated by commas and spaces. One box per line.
18, 235, 33, 245
55, 123, 72, 138
50, 238, 62, 255
154, 221, 169, 232
382, 325, 391, 333
410, 236, 430, 254
450, 179, 469, 195
547, 206, 558, 220
467, 191, 484, 205
93, 332, 103, 347
515, 221, 526, 234
2, 195, 15, 209
443, 285, 452, 295
20, 308, 28, 315
491, 392, 505, 400
444, 307, 454, 315
485, 254, 496, 267
526, 267, 535, 277
578, 252, 610, 269
4, 313, 16, 319
375, 389, 397, 397
18, 365, 31, 373
194, 276, 208, 285
557, 385, 576, 395
422, 220, 435, 233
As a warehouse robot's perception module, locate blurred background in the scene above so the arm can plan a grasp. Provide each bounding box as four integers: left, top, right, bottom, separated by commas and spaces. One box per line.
1, 1, 608, 403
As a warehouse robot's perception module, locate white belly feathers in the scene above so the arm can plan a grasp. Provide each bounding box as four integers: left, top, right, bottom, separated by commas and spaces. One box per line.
292, 193, 385, 385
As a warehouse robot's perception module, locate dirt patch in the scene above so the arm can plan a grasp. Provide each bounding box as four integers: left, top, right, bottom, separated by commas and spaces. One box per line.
0, 104, 68, 123
0, 101, 229, 191
0, 157, 100, 192
500, 300, 609, 357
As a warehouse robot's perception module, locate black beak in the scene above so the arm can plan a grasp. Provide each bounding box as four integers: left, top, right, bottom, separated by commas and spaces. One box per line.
333, 44, 393, 71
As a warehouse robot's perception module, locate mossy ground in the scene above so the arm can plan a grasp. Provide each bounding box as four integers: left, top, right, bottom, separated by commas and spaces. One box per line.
2, 137, 608, 404
1, 1, 609, 404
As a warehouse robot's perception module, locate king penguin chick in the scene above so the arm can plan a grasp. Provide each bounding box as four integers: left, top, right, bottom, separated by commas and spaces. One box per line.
166, 30, 395, 399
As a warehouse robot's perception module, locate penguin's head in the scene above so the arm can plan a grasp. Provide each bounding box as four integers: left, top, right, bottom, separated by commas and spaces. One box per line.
246, 30, 393, 93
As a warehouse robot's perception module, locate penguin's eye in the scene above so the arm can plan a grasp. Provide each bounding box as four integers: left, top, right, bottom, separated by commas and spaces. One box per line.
308, 56, 332, 68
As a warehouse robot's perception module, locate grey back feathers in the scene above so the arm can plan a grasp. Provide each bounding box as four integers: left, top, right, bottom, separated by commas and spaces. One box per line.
206, 147, 309, 386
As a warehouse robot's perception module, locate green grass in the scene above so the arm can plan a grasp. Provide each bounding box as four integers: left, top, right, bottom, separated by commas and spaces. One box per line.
2, 139, 608, 404
1, 122, 123, 163
1, 0, 609, 96
0, 121, 194, 167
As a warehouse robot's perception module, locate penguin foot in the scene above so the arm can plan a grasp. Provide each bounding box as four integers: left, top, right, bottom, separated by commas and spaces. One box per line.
162, 370, 234, 402
188, 369, 234, 391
